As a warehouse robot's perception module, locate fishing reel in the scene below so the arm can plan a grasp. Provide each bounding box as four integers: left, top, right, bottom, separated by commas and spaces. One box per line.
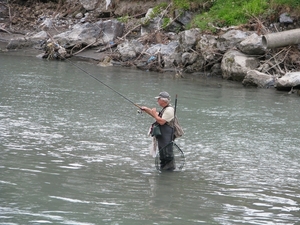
135, 103, 143, 115
137, 109, 143, 115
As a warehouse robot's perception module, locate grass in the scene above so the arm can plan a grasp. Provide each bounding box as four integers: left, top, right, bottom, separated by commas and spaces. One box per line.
190, 0, 268, 31
272, 0, 300, 8
119, 0, 299, 33
177, 0, 300, 32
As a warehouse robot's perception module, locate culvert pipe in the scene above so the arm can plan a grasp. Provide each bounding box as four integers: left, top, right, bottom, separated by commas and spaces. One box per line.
262, 28, 300, 48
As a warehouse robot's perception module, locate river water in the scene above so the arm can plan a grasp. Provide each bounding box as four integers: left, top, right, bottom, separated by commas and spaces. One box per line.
1, 53, 299, 225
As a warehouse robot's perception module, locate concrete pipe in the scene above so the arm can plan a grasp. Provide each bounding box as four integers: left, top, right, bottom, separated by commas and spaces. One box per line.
262, 28, 300, 48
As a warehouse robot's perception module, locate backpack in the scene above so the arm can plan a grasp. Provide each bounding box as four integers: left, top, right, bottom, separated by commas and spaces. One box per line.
172, 116, 184, 138
160, 106, 184, 139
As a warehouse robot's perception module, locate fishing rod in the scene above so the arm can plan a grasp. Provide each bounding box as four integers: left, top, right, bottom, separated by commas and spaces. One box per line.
171, 94, 178, 141
45, 30, 144, 112
52, 42, 185, 171
174, 94, 178, 116
64, 57, 142, 110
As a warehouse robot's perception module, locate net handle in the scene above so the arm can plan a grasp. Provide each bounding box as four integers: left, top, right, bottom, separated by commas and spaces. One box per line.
171, 94, 178, 141
174, 94, 178, 117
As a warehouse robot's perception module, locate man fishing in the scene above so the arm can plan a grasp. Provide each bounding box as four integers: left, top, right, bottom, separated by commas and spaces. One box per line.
141, 91, 175, 170
54, 47, 184, 170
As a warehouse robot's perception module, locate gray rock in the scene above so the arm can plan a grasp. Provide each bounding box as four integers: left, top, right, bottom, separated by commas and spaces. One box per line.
182, 52, 198, 65
275, 72, 300, 90
196, 34, 219, 61
6, 31, 48, 49
117, 40, 144, 61
217, 30, 252, 53
238, 33, 266, 55
179, 28, 201, 51
221, 49, 260, 81
279, 13, 293, 24
184, 56, 205, 73
53, 20, 124, 48
175, 10, 193, 26
146, 41, 179, 56
242, 70, 275, 88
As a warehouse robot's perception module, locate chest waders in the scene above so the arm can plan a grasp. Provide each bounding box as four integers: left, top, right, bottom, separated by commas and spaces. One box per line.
156, 107, 175, 170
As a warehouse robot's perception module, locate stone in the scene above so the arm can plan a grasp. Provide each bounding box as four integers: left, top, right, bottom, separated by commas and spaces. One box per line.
221, 49, 260, 81
242, 70, 275, 88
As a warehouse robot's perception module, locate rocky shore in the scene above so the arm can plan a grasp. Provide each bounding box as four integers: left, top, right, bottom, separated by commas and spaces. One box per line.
1, 0, 300, 93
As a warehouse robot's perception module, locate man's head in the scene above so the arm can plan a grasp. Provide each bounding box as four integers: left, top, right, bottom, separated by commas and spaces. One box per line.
155, 91, 170, 106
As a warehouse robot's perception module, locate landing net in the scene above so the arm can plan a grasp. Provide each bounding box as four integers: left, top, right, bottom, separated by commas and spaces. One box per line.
155, 142, 185, 171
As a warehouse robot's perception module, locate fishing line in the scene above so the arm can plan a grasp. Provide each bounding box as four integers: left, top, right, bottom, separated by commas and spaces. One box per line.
61, 56, 142, 110
65, 59, 185, 171
46, 31, 142, 111
51, 41, 185, 171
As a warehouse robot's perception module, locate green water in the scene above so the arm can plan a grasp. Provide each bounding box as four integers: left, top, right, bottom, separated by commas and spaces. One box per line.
0, 53, 299, 225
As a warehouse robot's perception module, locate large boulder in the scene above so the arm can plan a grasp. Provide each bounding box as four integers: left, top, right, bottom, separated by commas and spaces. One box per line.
217, 30, 252, 53
53, 20, 124, 48
6, 31, 48, 49
145, 41, 180, 69
221, 49, 260, 81
117, 40, 144, 61
178, 28, 201, 52
275, 72, 300, 90
238, 33, 266, 55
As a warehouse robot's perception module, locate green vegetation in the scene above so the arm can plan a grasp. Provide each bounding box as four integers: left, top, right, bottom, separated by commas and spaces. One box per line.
191, 0, 268, 31
173, 0, 190, 10
273, 0, 300, 7
117, 15, 130, 23
162, 17, 171, 29
168, 0, 300, 32
125, 0, 299, 33
151, 2, 169, 18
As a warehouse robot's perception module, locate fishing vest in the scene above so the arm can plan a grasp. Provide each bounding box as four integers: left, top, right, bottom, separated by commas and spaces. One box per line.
158, 105, 174, 124
159, 106, 184, 138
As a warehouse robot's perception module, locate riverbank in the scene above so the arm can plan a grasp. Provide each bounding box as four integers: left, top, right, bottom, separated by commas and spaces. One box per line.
1, 0, 300, 92
0, 29, 105, 61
